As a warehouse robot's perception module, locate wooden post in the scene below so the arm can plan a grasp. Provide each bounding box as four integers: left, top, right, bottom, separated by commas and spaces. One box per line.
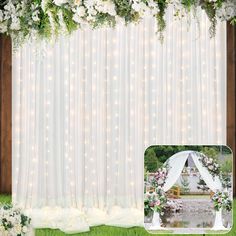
227, 23, 236, 197
0, 35, 12, 194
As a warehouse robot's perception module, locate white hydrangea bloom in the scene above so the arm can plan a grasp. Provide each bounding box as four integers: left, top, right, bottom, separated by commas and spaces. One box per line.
76, 6, 86, 17
147, 0, 159, 15
94, 0, 116, 16
132, 0, 149, 17
10, 17, 21, 30
13, 224, 22, 235
216, 1, 236, 21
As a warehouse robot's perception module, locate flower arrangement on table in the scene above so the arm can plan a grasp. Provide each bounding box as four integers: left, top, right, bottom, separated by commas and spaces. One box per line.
0, 204, 31, 236
0, 0, 235, 48
211, 190, 232, 212
144, 187, 167, 215
198, 153, 220, 178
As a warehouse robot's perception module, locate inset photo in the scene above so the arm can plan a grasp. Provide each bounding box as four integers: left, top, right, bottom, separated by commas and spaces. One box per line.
144, 145, 233, 234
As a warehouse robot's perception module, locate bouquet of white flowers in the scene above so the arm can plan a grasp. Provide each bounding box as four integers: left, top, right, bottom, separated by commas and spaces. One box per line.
0, 204, 31, 236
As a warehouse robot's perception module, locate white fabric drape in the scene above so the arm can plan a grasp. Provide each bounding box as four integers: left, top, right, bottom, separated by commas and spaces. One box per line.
163, 151, 222, 192
13, 9, 226, 234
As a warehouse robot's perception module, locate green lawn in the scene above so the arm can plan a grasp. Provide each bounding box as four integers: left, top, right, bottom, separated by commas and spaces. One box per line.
0, 195, 235, 236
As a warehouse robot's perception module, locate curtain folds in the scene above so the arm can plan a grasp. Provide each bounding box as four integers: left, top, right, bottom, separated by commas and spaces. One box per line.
13, 10, 226, 233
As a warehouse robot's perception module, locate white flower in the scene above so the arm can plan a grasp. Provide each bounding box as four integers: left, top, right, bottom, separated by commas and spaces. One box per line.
132, 0, 149, 17
0, 10, 3, 22
208, 165, 214, 170
216, 1, 236, 21
22, 226, 28, 233
87, 15, 95, 21
73, 14, 82, 23
88, 8, 97, 16
103, 1, 116, 16
76, 6, 86, 17
0, 226, 5, 232
32, 10, 40, 22
10, 17, 21, 30
84, 0, 95, 8
0, 23, 8, 33
54, 0, 68, 6
13, 224, 22, 235
157, 179, 164, 185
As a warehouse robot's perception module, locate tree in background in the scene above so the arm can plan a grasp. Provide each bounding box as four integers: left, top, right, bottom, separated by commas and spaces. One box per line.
144, 148, 161, 172
144, 145, 229, 173
197, 177, 210, 193
200, 146, 219, 161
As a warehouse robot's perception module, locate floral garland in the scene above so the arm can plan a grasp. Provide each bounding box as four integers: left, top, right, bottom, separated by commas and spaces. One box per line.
0, 0, 235, 48
149, 163, 169, 188
198, 153, 220, 178
0, 204, 31, 236
144, 186, 167, 214
211, 190, 232, 212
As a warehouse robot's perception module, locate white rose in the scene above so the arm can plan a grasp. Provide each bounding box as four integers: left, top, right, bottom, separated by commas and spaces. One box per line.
54, 0, 68, 6
88, 8, 97, 16
22, 226, 28, 233
132, 2, 141, 12
208, 165, 214, 170
14, 224, 22, 235
77, 6, 86, 17
0, 226, 5, 232
73, 14, 82, 23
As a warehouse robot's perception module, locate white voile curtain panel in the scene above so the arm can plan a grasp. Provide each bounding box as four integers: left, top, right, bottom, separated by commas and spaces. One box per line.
13, 10, 226, 233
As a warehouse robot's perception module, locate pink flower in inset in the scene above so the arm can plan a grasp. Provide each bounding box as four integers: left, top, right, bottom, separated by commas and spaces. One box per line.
155, 199, 161, 206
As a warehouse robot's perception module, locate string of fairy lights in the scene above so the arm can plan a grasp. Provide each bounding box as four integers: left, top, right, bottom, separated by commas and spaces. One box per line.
12, 14, 226, 210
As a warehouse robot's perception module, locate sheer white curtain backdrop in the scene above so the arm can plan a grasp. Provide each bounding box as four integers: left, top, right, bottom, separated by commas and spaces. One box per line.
13, 9, 226, 233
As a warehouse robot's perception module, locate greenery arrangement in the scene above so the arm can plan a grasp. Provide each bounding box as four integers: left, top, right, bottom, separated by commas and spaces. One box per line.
149, 163, 169, 188
0, 204, 31, 236
0, 0, 235, 48
211, 191, 232, 212
198, 152, 220, 177
144, 187, 167, 215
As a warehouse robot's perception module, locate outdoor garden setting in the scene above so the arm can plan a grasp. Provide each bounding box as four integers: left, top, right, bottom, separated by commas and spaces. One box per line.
144, 146, 233, 234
